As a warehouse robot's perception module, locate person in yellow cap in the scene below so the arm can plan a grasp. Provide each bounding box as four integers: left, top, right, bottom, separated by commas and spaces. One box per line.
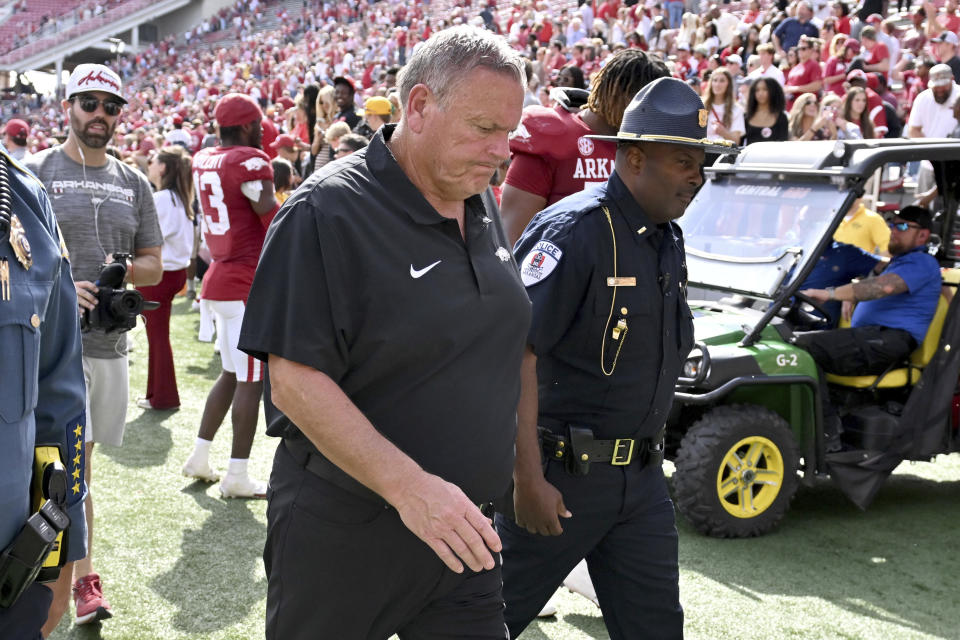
353, 96, 395, 139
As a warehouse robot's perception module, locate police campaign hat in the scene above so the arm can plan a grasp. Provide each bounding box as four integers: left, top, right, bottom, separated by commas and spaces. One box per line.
586, 77, 738, 154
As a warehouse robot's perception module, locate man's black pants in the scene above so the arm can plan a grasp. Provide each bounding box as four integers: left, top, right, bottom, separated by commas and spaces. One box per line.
795, 326, 917, 428
496, 457, 683, 640
264, 441, 508, 640
795, 325, 917, 377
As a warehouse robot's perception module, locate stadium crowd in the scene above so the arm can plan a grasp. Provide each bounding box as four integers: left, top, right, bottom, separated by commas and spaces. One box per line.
2, 0, 960, 633
5, 0, 960, 165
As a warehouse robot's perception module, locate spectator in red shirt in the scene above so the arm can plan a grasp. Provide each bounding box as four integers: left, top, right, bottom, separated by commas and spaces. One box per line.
824, 38, 858, 96
861, 26, 891, 76
933, 0, 960, 35
903, 59, 933, 112
597, 0, 619, 23
832, 1, 852, 34
784, 36, 823, 109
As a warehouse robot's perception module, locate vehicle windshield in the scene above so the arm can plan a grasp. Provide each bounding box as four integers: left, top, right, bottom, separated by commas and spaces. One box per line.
679, 176, 848, 298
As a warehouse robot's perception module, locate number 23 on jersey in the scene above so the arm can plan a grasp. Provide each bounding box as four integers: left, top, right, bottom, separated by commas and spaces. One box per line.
194, 170, 230, 235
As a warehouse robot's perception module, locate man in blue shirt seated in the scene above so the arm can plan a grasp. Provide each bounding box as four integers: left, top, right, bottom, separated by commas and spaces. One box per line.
798, 206, 942, 448
794, 241, 883, 328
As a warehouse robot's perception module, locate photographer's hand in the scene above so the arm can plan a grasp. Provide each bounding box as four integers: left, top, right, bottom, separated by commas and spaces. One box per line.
75, 281, 99, 312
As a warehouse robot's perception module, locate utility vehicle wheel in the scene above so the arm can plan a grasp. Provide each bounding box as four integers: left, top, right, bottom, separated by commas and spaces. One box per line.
673, 404, 800, 538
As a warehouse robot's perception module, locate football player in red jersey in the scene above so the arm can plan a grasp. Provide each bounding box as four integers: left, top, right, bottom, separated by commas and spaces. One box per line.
183, 93, 279, 498
500, 49, 669, 245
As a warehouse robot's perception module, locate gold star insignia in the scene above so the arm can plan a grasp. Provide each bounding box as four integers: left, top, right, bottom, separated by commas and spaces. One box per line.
73, 454, 81, 467
72, 482, 80, 495
74, 440, 81, 451
72, 468, 81, 480
74, 424, 83, 438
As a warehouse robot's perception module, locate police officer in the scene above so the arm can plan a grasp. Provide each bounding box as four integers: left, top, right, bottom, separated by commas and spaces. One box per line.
0, 142, 87, 638
497, 77, 737, 640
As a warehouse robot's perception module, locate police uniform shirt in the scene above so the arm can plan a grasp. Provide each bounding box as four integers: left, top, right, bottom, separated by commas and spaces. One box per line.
238, 124, 532, 503
0, 146, 88, 562
515, 170, 694, 440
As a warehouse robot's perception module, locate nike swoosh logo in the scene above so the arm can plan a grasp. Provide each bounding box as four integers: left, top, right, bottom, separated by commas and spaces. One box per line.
410, 260, 441, 279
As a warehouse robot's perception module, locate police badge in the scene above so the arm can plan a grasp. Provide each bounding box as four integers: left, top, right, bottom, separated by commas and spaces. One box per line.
9, 214, 32, 270
698, 109, 708, 128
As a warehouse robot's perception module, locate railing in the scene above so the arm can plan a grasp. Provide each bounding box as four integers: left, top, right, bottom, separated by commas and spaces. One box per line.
0, 0, 150, 66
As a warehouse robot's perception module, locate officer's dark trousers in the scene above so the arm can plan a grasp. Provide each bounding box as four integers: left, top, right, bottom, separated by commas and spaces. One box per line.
497, 458, 683, 640
0, 582, 52, 640
264, 442, 508, 640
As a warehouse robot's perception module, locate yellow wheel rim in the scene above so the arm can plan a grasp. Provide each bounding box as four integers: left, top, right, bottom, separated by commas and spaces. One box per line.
715, 436, 784, 519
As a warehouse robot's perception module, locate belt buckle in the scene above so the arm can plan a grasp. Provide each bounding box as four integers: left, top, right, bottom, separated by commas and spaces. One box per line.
611, 438, 635, 465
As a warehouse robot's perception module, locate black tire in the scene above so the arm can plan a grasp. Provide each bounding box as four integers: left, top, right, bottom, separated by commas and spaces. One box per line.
673, 404, 800, 538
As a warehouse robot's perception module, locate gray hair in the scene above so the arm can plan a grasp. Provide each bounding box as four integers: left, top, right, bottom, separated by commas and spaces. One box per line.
397, 26, 525, 108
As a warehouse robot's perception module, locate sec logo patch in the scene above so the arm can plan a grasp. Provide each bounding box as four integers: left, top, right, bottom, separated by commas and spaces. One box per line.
577, 136, 595, 156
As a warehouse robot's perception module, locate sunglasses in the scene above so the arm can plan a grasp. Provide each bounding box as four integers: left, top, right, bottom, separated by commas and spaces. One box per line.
72, 96, 123, 116
797, 46, 810, 50
888, 221, 921, 231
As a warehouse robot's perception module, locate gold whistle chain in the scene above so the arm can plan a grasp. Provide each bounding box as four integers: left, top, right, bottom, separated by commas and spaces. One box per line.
600, 206, 626, 376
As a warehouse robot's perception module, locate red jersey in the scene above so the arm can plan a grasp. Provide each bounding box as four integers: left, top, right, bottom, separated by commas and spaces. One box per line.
505, 104, 616, 206
192, 146, 273, 301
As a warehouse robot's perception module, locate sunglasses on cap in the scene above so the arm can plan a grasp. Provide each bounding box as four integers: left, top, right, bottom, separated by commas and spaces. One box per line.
71, 95, 124, 116
888, 221, 921, 231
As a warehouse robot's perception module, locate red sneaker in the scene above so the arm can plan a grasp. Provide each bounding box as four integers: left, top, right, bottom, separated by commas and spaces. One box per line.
73, 573, 113, 624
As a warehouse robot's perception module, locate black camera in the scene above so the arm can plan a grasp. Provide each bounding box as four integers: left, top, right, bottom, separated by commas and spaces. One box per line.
81, 253, 156, 333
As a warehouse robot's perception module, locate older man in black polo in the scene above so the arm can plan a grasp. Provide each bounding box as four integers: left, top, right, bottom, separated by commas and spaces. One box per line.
238, 27, 530, 639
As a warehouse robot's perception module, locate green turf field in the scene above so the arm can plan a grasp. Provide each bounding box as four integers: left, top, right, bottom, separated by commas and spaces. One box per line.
48, 297, 960, 639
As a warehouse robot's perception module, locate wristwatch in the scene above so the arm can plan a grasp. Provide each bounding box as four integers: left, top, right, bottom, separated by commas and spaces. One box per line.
827, 286, 836, 300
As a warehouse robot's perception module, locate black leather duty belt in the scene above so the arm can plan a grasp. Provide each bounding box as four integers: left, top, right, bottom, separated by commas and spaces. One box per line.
538, 425, 665, 476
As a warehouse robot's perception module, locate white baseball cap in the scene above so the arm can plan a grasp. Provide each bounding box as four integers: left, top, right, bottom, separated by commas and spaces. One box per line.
929, 63, 955, 88
932, 31, 960, 46
66, 64, 126, 103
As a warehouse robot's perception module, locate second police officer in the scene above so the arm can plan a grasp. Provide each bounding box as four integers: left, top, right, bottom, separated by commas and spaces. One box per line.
497, 77, 738, 639
0, 141, 87, 638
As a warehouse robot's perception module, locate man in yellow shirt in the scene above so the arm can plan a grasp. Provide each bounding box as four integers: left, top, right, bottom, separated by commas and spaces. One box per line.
834, 198, 890, 255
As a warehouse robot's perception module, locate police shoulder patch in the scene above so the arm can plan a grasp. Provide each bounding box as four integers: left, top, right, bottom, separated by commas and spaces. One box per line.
520, 240, 563, 287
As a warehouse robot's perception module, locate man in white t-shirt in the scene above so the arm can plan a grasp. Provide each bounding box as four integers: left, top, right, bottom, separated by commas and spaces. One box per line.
747, 44, 786, 86
907, 64, 959, 139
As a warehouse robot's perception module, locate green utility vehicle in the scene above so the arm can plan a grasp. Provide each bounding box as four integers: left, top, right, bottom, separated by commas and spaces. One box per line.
667, 139, 960, 538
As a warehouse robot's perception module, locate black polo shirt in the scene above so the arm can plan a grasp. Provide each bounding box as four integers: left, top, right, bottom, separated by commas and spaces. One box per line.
238, 125, 531, 502
514, 171, 694, 440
